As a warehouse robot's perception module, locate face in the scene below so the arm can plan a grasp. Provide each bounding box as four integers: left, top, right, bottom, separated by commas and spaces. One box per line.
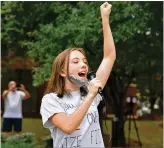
68, 50, 88, 81
8, 81, 16, 90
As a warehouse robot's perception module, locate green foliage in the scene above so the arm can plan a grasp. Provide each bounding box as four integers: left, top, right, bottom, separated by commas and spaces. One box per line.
1, 133, 6, 143
42, 136, 53, 148
1, 1, 163, 86
1, 132, 36, 148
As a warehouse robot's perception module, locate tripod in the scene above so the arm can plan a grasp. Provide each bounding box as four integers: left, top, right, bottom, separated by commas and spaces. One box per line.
125, 97, 142, 148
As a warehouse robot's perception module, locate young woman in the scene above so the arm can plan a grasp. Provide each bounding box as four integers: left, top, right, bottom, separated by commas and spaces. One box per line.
40, 2, 116, 148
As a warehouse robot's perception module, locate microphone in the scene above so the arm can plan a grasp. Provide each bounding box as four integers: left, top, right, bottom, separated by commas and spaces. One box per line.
87, 71, 104, 99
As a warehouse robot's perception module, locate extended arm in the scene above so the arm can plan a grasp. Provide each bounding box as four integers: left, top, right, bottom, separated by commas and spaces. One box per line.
96, 2, 116, 89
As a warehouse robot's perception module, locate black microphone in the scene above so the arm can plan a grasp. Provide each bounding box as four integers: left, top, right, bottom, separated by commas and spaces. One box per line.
87, 71, 104, 99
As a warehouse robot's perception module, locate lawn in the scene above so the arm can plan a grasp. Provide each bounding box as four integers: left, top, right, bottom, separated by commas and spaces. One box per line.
102, 120, 163, 148
2, 118, 163, 148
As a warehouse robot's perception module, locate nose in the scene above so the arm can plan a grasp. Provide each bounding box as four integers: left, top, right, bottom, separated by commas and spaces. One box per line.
80, 61, 87, 69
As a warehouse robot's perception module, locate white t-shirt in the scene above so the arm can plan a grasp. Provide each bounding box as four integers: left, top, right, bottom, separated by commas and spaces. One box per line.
40, 90, 105, 148
3, 90, 25, 118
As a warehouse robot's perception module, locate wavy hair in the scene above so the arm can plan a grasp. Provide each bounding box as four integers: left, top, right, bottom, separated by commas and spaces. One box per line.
44, 48, 88, 97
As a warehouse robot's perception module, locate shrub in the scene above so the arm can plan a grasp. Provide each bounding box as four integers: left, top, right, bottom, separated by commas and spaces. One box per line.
1, 132, 36, 148
42, 135, 53, 148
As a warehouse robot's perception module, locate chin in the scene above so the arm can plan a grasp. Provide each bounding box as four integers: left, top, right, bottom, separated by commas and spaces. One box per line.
79, 77, 87, 81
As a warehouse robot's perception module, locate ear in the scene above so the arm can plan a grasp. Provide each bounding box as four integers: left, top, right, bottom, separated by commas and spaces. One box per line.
60, 70, 67, 78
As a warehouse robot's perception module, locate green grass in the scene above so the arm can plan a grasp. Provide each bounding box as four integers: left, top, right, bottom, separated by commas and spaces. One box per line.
2, 118, 163, 148
103, 120, 163, 148
22, 118, 49, 146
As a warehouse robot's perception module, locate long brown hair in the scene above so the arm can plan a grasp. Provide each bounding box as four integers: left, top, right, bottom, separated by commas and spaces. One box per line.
44, 48, 88, 97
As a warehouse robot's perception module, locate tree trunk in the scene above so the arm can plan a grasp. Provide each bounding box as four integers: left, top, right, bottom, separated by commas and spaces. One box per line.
106, 73, 126, 147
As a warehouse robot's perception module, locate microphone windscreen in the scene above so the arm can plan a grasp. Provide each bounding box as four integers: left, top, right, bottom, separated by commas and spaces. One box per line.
87, 71, 96, 81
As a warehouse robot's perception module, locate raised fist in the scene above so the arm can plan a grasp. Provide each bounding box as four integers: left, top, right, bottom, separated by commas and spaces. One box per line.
100, 2, 112, 18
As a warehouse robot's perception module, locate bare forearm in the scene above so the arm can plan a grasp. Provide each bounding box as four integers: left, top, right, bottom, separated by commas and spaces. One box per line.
23, 90, 31, 99
96, 17, 116, 88
67, 93, 94, 132
102, 17, 116, 59
2, 90, 9, 99
52, 93, 96, 134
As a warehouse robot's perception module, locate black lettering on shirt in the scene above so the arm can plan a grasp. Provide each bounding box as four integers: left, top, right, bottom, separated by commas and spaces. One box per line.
87, 111, 99, 125
90, 129, 101, 145
70, 136, 76, 147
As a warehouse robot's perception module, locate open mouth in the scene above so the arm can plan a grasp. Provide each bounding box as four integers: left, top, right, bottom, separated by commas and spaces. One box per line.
78, 72, 86, 78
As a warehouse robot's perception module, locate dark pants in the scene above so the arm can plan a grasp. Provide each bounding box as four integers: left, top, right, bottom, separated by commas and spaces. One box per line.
2, 118, 22, 132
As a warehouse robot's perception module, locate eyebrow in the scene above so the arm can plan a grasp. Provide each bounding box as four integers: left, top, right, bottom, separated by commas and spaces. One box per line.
71, 57, 87, 60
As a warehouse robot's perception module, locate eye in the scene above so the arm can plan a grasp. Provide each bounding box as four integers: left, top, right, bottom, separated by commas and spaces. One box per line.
72, 59, 79, 63
83, 60, 88, 65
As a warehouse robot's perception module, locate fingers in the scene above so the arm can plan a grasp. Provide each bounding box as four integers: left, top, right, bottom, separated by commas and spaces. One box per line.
88, 78, 103, 98
89, 78, 103, 89
102, 2, 108, 8
20, 84, 25, 90
101, 2, 112, 9
20, 84, 25, 88
100, 2, 112, 17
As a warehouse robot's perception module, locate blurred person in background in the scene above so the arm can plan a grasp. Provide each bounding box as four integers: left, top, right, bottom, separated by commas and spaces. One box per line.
2, 81, 31, 135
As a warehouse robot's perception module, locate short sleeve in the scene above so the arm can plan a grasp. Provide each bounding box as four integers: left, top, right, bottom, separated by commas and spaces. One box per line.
18, 91, 26, 100
40, 93, 65, 128
95, 94, 103, 106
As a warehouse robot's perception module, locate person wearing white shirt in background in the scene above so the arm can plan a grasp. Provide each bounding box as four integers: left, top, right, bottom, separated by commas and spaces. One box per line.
2, 81, 31, 135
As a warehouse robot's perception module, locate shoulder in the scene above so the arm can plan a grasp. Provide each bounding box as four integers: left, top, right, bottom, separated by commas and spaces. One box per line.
16, 90, 25, 95
40, 93, 65, 113
42, 93, 60, 103
42, 93, 58, 100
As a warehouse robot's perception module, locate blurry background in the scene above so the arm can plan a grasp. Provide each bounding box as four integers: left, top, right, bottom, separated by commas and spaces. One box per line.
1, 1, 163, 148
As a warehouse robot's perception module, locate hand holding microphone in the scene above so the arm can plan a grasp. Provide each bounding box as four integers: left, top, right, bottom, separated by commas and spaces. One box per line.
87, 71, 104, 99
